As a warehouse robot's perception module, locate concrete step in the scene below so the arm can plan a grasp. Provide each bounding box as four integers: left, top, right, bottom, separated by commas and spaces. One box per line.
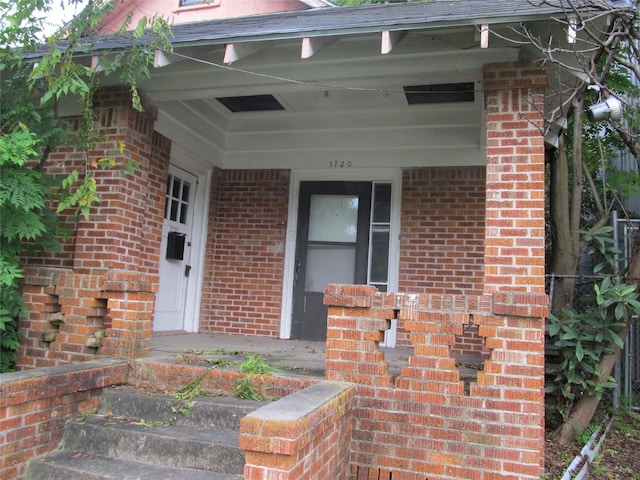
99, 386, 259, 430
24, 387, 261, 480
61, 416, 245, 474
24, 450, 242, 480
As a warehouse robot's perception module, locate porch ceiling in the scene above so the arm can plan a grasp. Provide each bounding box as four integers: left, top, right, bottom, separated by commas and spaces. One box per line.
147, 26, 517, 170
89, 1, 601, 169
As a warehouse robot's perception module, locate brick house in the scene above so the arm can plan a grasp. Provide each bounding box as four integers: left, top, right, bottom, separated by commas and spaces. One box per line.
10, 1, 602, 478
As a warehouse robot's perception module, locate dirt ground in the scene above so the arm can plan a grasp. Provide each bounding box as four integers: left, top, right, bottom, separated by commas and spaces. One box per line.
544, 411, 640, 479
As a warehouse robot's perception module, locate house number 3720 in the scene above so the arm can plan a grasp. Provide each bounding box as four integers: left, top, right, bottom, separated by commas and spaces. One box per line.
328, 161, 352, 168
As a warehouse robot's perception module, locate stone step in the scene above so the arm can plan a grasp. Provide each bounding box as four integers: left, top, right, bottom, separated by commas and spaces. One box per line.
24, 387, 261, 480
99, 386, 259, 430
61, 416, 245, 474
24, 450, 242, 480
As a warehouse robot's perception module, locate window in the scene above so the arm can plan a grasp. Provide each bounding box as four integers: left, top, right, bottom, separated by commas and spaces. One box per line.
368, 183, 392, 292
164, 174, 191, 224
179, 0, 209, 7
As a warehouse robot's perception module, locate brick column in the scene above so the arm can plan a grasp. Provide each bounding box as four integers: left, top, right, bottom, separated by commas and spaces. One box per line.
72, 88, 166, 275
99, 271, 158, 359
483, 62, 547, 293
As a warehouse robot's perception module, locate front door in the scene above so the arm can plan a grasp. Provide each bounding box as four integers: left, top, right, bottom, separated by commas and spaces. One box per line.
154, 165, 198, 332
291, 182, 372, 340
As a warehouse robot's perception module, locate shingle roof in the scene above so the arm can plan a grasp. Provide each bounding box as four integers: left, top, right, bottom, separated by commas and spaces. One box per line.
167, 0, 567, 46
30, 0, 571, 57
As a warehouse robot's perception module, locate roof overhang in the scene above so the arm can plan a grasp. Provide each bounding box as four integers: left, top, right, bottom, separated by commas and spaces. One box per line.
36, 1, 627, 162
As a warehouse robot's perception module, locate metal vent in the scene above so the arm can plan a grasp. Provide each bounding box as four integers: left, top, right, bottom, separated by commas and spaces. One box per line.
403, 82, 474, 105
216, 94, 285, 113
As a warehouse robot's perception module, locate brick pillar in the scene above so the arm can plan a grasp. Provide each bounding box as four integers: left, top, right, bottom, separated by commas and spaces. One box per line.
483, 62, 547, 293
100, 270, 158, 359
17, 88, 170, 367
72, 88, 165, 275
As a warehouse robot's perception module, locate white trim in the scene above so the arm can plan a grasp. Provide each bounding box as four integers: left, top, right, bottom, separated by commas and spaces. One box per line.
279, 168, 402, 347
166, 149, 212, 333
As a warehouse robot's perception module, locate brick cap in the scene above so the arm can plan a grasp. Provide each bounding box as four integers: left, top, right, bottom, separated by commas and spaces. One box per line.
324, 286, 549, 319
244, 382, 352, 423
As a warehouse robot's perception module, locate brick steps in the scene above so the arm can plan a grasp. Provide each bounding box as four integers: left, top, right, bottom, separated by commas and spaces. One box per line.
24, 387, 261, 480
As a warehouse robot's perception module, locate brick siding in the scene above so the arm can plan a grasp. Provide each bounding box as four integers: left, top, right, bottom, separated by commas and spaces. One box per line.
199, 169, 289, 337
399, 166, 486, 296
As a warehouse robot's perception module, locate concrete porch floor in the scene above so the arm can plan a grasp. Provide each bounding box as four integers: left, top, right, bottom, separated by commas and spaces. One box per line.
149, 332, 414, 378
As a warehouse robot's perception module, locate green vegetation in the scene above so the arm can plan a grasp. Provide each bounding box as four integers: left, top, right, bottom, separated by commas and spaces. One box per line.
169, 370, 208, 422
546, 228, 640, 428
232, 354, 281, 401
0, 0, 172, 371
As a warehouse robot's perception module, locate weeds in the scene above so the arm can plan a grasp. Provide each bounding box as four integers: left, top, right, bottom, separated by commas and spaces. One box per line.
168, 370, 209, 423
170, 351, 281, 402
206, 358, 235, 367
232, 354, 281, 401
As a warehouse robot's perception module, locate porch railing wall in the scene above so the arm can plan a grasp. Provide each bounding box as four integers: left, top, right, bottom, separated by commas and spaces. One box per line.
324, 284, 548, 480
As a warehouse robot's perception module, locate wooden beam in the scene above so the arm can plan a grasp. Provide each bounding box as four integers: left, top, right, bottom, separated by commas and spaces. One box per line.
91, 55, 104, 72
224, 42, 267, 65
480, 24, 489, 49
301, 36, 338, 59
381, 30, 407, 55
91, 54, 117, 72
154, 49, 181, 68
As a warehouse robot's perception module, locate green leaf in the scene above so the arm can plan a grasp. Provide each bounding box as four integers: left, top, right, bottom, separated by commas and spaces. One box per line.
133, 16, 147, 39
548, 322, 562, 337
610, 331, 624, 349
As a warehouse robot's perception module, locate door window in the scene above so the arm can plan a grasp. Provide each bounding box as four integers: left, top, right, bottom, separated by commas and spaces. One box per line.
165, 174, 191, 224
305, 194, 359, 291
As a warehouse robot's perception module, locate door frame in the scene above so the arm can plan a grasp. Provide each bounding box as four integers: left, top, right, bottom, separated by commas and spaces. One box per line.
280, 168, 402, 346
160, 145, 212, 333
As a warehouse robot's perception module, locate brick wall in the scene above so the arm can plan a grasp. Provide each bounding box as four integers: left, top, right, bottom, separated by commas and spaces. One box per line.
324, 284, 548, 480
398, 166, 486, 349
18, 268, 158, 367
240, 383, 355, 480
399, 166, 485, 296
0, 360, 128, 480
199, 169, 289, 337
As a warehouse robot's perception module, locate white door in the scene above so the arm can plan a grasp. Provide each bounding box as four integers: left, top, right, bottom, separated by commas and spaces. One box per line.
154, 165, 198, 332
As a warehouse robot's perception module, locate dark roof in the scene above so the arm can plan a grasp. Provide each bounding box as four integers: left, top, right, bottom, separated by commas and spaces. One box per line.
167, 0, 566, 46
30, 0, 574, 57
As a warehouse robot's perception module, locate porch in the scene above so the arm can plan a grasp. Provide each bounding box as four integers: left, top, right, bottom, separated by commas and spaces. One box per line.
148, 331, 481, 380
